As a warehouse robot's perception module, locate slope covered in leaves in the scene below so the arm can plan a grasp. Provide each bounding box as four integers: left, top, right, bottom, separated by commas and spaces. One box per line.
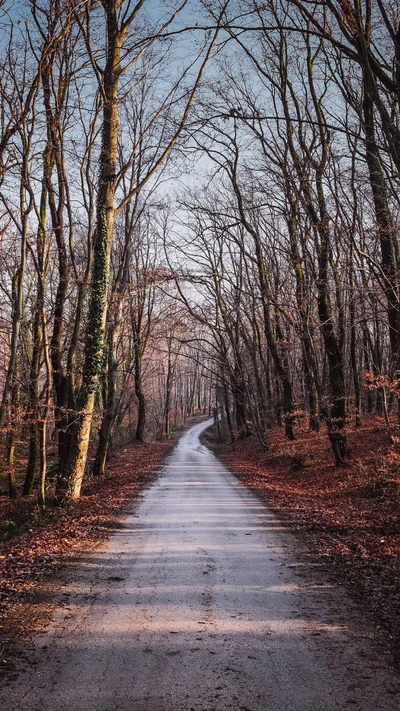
206, 418, 400, 659
0, 440, 172, 626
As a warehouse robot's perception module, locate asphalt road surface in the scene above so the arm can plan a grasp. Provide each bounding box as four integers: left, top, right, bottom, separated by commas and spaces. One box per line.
2, 419, 400, 710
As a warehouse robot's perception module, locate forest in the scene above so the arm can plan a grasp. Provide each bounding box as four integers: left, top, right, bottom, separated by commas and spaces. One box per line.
2, 3, 400, 706
0, 0, 399, 507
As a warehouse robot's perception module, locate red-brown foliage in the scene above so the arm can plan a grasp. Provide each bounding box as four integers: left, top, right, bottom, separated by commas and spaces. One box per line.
208, 417, 400, 653
0, 441, 172, 622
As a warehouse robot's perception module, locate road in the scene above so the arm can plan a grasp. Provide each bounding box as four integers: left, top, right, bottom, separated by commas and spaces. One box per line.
2, 419, 399, 710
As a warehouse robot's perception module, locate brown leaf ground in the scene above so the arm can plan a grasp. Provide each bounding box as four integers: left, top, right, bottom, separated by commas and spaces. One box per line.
0, 439, 174, 633
204, 417, 400, 661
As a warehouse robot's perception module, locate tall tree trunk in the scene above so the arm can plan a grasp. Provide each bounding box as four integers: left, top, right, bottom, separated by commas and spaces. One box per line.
231, 172, 295, 439
287, 202, 320, 430
315, 201, 349, 465
62, 8, 122, 499
41, 51, 71, 478
231, 368, 248, 437
93, 324, 119, 477
363, 86, 400, 372
23, 163, 48, 496
164, 341, 174, 440
279, 36, 348, 461
0, 164, 28, 429
134, 347, 146, 443
223, 377, 235, 446
349, 259, 362, 426
7, 382, 19, 500
23, 307, 42, 496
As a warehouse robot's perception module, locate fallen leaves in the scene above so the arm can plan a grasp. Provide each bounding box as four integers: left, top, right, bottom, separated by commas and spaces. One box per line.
208, 416, 400, 655
0, 440, 172, 622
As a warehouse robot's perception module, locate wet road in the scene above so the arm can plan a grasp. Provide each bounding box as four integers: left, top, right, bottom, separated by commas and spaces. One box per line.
2, 419, 399, 710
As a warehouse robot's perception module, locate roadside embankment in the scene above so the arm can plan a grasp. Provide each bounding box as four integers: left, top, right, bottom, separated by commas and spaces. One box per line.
203, 417, 400, 663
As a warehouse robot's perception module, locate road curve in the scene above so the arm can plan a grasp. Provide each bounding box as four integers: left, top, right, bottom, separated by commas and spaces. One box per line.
2, 419, 399, 710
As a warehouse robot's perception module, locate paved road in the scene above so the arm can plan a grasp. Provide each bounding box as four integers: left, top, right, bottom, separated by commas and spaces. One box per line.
2, 419, 399, 710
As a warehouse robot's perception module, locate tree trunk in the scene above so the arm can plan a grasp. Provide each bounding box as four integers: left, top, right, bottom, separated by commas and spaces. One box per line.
349, 260, 362, 426
231, 173, 295, 439
23, 306, 42, 496
7, 429, 17, 500
164, 345, 173, 440
315, 204, 349, 465
134, 344, 146, 443
7, 384, 18, 500
62, 10, 122, 499
287, 200, 320, 430
0, 169, 28, 430
223, 377, 235, 447
93, 335, 118, 477
363, 85, 400, 372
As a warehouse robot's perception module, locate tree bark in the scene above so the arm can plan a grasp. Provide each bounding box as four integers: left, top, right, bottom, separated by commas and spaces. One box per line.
62, 5, 122, 499
134, 345, 146, 443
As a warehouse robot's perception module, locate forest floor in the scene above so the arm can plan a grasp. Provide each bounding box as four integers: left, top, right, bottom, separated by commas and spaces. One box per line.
2, 417, 399, 711
203, 416, 400, 664
0, 436, 178, 645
